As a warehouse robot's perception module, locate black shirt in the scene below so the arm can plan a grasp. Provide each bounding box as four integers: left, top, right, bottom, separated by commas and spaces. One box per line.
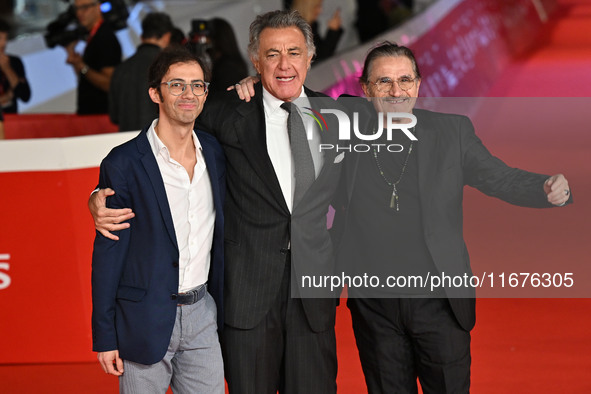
345, 127, 438, 296
78, 22, 121, 115
109, 43, 160, 131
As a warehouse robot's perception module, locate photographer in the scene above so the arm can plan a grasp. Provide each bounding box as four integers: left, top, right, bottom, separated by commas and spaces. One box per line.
66, 0, 121, 114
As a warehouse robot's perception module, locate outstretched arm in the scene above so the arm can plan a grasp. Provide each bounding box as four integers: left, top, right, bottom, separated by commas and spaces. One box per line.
456, 114, 572, 208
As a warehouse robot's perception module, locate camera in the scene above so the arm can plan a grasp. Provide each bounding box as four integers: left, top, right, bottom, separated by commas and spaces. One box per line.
44, 0, 129, 48
188, 19, 213, 57
44, 5, 84, 49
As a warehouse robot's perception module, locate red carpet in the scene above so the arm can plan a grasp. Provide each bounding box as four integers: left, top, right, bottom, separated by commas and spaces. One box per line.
465, 0, 591, 391
336, 0, 591, 392
2, 0, 590, 392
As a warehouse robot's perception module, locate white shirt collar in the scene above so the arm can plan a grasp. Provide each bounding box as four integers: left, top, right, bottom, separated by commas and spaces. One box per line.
262, 86, 307, 115
147, 119, 203, 161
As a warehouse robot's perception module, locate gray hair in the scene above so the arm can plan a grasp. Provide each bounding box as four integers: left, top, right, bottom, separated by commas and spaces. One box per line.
247, 10, 316, 61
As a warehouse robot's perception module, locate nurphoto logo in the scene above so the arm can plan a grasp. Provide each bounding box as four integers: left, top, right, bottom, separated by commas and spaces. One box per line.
303, 107, 328, 131
304, 109, 418, 152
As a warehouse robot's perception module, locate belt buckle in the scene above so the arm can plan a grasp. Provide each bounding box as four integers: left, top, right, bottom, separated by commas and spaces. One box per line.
177, 284, 206, 306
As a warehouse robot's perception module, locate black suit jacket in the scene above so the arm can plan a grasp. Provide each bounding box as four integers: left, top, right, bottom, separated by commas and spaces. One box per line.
334, 98, 570, 331
109, 43, 161, 131
197, 85, 344, 332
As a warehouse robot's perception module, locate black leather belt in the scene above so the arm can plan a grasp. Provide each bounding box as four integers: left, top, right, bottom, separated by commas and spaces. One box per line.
174, 283, 207, 305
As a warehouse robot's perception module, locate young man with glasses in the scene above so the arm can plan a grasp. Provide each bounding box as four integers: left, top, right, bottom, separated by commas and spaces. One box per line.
91, 47, 225, 393
66, 0, 121, 114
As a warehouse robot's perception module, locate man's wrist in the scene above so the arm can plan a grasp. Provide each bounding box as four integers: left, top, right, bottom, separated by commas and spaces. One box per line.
81, 64, 90, 75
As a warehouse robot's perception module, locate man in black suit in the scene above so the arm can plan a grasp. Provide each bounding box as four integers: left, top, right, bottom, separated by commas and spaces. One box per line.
90, 10, 344, 394
334, 42, 572, 393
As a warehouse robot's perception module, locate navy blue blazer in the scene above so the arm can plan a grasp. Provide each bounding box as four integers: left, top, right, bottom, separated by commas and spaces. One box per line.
91, 125, 225, 365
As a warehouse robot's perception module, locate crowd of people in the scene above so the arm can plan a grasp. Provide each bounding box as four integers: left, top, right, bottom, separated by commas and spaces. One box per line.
0, 0, 251, 135
1, 1, 573, 393
0, 0, 431, 125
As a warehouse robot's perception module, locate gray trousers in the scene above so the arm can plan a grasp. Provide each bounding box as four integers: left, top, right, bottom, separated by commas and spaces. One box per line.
120, 292, 224, 394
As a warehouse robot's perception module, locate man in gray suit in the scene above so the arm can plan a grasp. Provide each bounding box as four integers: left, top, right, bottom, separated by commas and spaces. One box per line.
90, 10, 344, 394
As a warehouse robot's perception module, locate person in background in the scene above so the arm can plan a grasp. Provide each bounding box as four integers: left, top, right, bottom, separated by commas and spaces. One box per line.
169, 26, 188, 48
66, 0, 121, 114
109, 12, 173, 131
355, 0, 413, 43
205, 18, 248, 94
291, 0, 343, 63
0, 18, 31, 113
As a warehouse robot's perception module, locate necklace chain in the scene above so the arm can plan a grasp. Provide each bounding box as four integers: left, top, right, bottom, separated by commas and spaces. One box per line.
372, 130, 414, 211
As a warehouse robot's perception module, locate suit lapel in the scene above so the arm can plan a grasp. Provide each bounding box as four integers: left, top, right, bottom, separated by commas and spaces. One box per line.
290, 88, 341, 210
136, 129, 178, 249
415, 110, 439, 210
198, 132, 221, 212
343, 96, 377, 203
234, 86, 290, 214
306, 88, 338, 176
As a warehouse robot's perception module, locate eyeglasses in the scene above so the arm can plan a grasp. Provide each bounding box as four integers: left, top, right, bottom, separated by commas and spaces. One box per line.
73, 2, 98, 12
161, 80, 209, 96
372, 76, 417, 92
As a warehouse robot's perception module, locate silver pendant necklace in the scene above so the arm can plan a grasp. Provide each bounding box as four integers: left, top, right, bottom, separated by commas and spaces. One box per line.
372, 133, 414, 211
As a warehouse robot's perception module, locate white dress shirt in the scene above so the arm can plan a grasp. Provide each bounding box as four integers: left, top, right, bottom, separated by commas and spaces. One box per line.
262, 87, 323, 212
147, 119, 215, 293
